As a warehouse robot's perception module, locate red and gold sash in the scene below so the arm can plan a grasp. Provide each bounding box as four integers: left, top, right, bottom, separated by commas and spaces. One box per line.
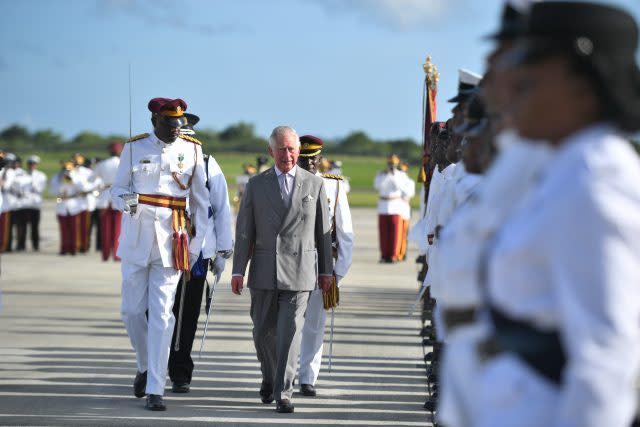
138, 193, 190, 272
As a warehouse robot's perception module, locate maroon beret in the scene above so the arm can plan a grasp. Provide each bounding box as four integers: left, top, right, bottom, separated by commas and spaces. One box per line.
147, 98, 187, 116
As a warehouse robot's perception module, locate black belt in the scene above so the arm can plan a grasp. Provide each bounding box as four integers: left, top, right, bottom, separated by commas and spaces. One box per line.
478, 307, 566, 385
443, 308, 476, 329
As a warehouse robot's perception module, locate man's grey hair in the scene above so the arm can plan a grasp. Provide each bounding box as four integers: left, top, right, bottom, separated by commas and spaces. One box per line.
269, 126, 300, 149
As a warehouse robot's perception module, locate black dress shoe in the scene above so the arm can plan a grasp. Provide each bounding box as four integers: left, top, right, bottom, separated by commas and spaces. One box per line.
423, 393, 438, 411
145, 394, 166, 411
300, 384, 316, 397
133, 371, 147, 398
260, 385, 274, 404
171, 382, 190, 393
275, 399, 294, 413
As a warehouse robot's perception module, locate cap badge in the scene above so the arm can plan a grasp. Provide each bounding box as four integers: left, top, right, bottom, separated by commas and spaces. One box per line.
575, 37, 593, 56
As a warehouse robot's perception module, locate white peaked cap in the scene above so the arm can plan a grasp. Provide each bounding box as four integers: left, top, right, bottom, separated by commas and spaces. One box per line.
459, 69, 482, 86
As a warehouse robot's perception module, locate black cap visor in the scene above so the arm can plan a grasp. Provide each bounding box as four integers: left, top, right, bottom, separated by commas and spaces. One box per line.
159, 115, 188, 129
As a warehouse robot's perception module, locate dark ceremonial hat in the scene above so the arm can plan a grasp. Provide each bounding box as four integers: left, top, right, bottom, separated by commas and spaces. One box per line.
148, 98, 188, 128
502, 1, 640, 132
299, 135, 324, 158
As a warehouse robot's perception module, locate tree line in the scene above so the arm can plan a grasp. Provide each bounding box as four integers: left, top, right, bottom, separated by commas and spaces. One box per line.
0, 123, 425, 163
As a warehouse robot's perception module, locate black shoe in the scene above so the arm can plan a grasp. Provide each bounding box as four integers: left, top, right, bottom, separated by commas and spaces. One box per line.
275, 399, 294, 413
300, 384, 316, 397
171, 382, 190, 393
133, 371, 147, 398
424, 352, 434, 362
419, 326, 433, 337
424, 393, 438, 411
260, 385, 274, 404
145, 394, 166, 411
422, 338, 437, 347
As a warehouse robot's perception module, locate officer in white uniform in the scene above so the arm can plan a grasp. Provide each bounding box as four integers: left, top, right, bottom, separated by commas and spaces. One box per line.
168, 112, 234, 393
475, 4, 640, 427
111, 98, 209, 411
49, 160, 92, 255
73, 153, 101, 252
374, 154, 415, 262
296, 135, 354, 396
12, 155, 47, 251
93, 141, 123, 261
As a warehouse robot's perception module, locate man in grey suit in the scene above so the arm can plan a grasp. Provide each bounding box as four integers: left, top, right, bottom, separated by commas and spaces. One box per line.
231, 125, 333, 414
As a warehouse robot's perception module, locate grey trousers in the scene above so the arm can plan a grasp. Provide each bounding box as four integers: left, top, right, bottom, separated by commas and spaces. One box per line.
249, 288, 310, 400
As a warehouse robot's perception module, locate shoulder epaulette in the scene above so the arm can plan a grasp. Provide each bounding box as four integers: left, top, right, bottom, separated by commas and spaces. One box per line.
127, 133, 149, 143
180, 134, 202, 145
322, 173, 344, 181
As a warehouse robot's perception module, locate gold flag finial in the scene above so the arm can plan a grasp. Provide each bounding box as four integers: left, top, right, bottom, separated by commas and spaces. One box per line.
423, 55, 438, 89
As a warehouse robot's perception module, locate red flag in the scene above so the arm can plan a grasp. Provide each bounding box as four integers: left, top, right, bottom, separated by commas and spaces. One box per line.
418, 56, 439, 211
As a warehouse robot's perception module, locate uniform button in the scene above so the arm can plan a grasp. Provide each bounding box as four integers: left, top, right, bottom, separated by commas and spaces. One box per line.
161, 166, 166, 171
155, 216, 159, 221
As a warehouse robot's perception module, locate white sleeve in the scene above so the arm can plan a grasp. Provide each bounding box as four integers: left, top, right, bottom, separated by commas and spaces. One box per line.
110, 143, 133, 211
551, 177, 640, 427
334, 180, 354, 278
187, 145, 209, 258
207, 157, 233, 251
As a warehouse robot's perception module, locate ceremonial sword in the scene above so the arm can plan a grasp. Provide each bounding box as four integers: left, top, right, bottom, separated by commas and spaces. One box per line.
198, 266, 221, 359
408, 285, 428, 317
174, 272, 188, 351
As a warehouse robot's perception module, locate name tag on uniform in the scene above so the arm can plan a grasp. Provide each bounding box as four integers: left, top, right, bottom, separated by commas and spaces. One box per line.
139, 159, 151, 164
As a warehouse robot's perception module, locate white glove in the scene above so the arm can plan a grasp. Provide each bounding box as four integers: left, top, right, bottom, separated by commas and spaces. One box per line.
335, 274, 343, 288
211, 256, 226, 276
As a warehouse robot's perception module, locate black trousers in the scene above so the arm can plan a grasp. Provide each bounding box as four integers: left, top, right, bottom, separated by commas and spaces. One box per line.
89, 209, 101, 251
15, 208, 40, 251
168, 269, 208, 384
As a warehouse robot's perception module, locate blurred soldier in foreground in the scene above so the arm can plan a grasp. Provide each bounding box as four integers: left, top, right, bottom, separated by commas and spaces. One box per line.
111, 98, 209, 411
12, 155, 47, 251
168, 112, 234, 393
93, 142, 123, 261
296, 134, 353, 397
256, 155, 269, 173
473, 3, 640, 426
374, 154, 415, 263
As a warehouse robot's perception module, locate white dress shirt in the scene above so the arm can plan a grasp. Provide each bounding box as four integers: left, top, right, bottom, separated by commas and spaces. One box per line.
275, 164, 297, 208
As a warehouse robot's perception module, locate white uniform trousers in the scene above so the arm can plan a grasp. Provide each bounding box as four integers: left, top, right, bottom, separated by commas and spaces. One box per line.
298, 289, 327, 385
120, 235, 181, 396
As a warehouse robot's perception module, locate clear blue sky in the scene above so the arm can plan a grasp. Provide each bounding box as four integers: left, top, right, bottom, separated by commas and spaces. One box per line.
1, 0, 639, 142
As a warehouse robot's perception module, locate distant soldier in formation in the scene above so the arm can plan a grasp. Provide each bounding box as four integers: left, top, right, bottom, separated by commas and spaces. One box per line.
296, 134, 353, 397
72, 153, 100, 253
234, 162, 256, 214
12, 155, 47, 251
49, 160, 92, 255
374, 154, 415, 263
93, 141, 123, 261
256, 155, 269, 173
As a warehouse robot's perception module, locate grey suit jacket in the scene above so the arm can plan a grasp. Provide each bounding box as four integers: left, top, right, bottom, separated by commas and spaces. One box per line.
232, 166, 333, 291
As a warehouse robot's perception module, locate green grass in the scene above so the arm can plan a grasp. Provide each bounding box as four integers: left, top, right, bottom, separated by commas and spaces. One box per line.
34, 150, 419, 208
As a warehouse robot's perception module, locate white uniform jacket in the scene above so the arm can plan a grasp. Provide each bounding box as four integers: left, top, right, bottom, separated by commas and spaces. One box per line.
49, 170, 93, 216
486, 124, 640, 427
75, 165, 100, 211
111, 132, 209, 269
12, 169, 47, 210
374, 169, 415, 216
93, 156, 120, 209
2, 168, 21, 212
321, 173, 354, 279
201, 155, 233, 259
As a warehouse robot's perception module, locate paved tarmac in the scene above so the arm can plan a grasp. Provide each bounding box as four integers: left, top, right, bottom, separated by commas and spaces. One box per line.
0, 201, 430, 426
